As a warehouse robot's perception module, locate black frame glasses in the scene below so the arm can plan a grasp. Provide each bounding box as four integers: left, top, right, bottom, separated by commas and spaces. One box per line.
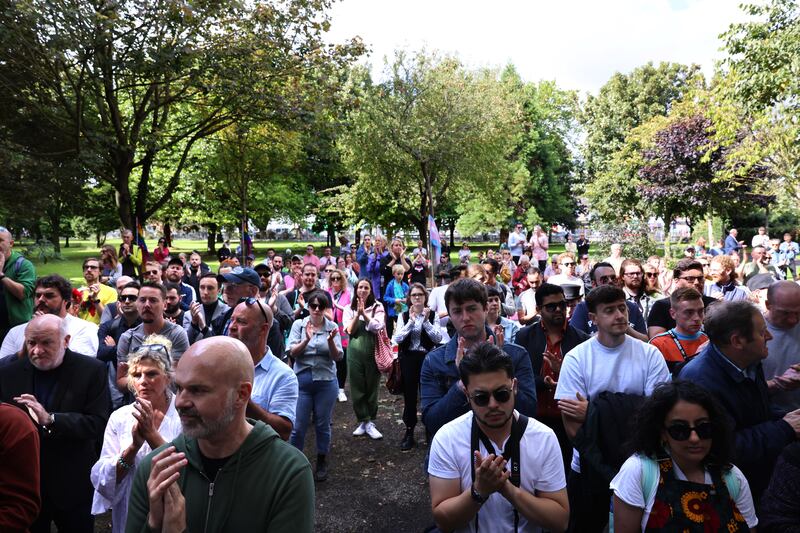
469, 387, 513, 407
238, 297, 268, 323
664, 421, 713, 441
541, 300, 567, 313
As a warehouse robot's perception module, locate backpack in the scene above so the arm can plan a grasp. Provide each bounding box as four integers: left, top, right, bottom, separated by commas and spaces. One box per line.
608, 456, 740, 532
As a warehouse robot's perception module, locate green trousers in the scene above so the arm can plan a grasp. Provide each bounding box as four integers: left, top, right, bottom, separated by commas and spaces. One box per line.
347, 330, 380, 422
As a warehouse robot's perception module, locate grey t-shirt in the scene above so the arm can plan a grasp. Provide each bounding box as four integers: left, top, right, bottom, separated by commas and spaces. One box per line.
763, 321, 800, 412
117, 321, 190, 364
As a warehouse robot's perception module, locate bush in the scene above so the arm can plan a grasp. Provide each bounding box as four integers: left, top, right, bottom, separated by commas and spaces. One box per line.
590, 220, 660, 261
23, 240, 63, 264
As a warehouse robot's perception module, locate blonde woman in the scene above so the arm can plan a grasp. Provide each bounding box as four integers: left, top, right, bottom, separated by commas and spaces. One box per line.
90, 335, 181, 533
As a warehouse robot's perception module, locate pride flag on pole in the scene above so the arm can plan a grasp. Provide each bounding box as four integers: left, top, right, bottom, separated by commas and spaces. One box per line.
428, 215, 441, 265
135, 219, 149, 262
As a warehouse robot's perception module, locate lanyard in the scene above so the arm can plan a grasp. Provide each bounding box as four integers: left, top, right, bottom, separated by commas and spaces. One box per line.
667, 330, 690, 361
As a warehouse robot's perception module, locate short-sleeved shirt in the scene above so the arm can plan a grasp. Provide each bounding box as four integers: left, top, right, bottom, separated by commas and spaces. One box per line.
554, 336, 670, 472
287, 317, 342, 381
1, 314, 99, 359
252, 347, 299, 424
649, 329, 708, 372
79, 284, 118, 325
646, 295, 718, 332
611, 454, 757, 531
429, 410, 566, 533
116, 321, 190, 364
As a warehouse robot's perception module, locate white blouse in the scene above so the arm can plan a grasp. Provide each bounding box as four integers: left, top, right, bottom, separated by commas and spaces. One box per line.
90, 396, 182, 533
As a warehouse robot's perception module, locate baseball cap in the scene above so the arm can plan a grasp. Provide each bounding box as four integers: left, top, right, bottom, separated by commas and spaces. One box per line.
291, 254, 303, 262
220, 267, 260, 287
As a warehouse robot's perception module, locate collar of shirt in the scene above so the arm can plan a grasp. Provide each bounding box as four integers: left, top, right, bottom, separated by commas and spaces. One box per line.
255, 346, 275, 373
710, 342, 758, 381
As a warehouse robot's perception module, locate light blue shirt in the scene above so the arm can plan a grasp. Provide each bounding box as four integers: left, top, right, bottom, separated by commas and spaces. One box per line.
508, 231, 525, 257
287, 317, 343, 381
252, 347, 299, 425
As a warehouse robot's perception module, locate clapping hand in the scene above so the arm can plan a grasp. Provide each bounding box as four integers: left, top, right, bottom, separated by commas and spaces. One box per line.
558, 392, 588, 422
146, 447, 187, 532
473, 451, 510, 497
543, 350, 562, 375
13, 394, 49, 425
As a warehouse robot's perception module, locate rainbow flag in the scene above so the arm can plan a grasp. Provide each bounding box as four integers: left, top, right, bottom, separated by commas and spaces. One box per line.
428, 215, 441, 264
243, 230, 253, 258
136, 220, 149, 262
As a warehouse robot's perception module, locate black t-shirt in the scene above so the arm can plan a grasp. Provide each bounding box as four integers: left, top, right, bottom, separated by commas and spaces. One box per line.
647, 295, 718, 330
33, 365, 63, 411
199, 449, 232, 481
409, 263, 428, 285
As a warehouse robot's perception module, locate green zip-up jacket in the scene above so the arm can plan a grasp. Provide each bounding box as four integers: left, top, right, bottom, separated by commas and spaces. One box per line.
2, 250, 34, 328
125, 420, 314, 533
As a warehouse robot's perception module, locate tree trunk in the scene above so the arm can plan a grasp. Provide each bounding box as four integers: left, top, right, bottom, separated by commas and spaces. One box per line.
65, 234, 70, 248
355, 228, 362, 248
207, 223, 218, 254
328, 224, 336, 248
47, 204, 61, 253
163, 222, 172, 247
449, 220, 455, 249
96, 231, 102, 248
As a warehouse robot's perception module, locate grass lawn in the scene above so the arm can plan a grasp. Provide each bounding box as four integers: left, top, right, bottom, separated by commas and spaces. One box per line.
20, 238, 567, 286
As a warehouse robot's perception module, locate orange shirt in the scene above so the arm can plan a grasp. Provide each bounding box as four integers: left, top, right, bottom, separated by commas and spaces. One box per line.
650, 329, 708, 372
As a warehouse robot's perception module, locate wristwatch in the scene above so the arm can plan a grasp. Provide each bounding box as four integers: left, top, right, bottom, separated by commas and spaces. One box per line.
470, 484, 488, 505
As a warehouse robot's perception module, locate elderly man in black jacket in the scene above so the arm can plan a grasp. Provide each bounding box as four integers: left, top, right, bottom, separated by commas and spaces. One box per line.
515, 282, 590, 467
0, 314, 110, 533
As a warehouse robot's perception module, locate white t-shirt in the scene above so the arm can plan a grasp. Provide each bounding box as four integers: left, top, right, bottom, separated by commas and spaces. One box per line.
554, 336, 670, 472
610, 454, 758, 531
428, 284, 451, 344
518, 288, 536, 317
428, 411, 566, 533
0, 314, 100, 359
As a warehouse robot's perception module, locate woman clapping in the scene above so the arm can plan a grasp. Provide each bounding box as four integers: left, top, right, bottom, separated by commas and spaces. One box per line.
91, 337, 182, 533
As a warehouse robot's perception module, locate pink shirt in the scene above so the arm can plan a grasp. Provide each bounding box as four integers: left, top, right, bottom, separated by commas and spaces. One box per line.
303, 254, 320, 267
530, 234, 549, 261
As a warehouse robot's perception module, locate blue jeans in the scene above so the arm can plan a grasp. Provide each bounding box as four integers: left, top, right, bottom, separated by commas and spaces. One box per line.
290, 369, 338, 454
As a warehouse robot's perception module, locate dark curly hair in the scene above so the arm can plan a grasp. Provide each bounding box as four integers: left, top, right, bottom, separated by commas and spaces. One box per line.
626, 380, 734, 469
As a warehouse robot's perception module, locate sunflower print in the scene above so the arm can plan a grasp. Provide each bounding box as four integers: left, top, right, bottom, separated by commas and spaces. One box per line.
681, 491, 708, 523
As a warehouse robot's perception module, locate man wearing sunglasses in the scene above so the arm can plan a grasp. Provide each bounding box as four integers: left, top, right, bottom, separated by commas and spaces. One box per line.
545, 253, 584, 297
515, 283, 590, 469
647, 259, 718, 338
568, 262, 648, 342
679, 299, 800, 503
0, 226, 35, 345
97, 281, 141, 408
420, 278, 537, 440
228, 298, 297, 441
555, 284, 669, 532
428, 342, 569, 533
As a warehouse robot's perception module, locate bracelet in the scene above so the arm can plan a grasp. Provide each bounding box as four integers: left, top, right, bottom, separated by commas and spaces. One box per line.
118, 456, 134, 471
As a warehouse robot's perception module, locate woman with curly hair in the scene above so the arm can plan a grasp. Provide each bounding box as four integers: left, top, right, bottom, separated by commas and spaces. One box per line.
611, 380, 757, 532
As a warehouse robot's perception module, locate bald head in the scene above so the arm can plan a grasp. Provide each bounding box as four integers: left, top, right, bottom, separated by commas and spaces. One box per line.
115, 276, 134, 291
766, 280, 800, 330
25, 314, 68, 370
180, 336, 254, 386
0, 227, 13, 260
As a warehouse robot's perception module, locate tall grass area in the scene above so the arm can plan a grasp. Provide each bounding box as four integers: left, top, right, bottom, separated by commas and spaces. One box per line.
21, 238, 567, 286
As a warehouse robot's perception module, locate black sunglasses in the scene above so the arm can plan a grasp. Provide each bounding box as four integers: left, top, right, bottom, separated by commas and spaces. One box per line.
541, 300, 567, 313
665, 421, 713, 441
469, 387, 513, 407
119, 294, 138, 302
238, 297, 268, 323
308, 302, 323, 311
645, 272, 659, 278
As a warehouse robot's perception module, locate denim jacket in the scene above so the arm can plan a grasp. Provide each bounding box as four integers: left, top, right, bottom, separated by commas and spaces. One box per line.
420, 327, 537, 438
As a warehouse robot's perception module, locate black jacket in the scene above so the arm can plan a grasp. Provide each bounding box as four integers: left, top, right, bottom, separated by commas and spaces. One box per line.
515, 322, 590, 391
97, 315, 142, 364
0, 350, 111, 512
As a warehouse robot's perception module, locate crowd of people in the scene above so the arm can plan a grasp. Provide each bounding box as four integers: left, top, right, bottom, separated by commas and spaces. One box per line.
1, 222, 800, 532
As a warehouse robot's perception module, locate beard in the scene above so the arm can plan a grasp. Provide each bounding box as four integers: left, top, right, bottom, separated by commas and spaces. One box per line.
179, 390, 237, 439
475, 407, 514, 429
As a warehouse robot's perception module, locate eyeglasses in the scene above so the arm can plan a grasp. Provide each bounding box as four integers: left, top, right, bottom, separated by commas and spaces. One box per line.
469, 387, 513, 407
598, 275, 617, 284
679, 276, 704, 283
664, 421, 713, 441
83, 265, 100, 271
329, 275, 342, 281
623, 271, 642, 277
325, 269, 335, 273
138, 343, 169, 356
410, 293, 426, 298
541, 300, 567, 313
146, 270, 160, 276
119, 294, 138, 302
238, 297, 268, 323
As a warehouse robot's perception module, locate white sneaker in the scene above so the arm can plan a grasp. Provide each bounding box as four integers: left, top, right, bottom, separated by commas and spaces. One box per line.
352, 422, 367, 436
338, 389, 347, 402
365, 421, 383, 440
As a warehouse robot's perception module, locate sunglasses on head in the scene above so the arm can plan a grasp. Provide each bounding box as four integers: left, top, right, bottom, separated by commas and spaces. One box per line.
665, 421, 713, 441
238, 296, 268, 323
138, 343, 169, 356
541, 300, 567, 313
119, 294, 138, 302
469, 387, 513, 407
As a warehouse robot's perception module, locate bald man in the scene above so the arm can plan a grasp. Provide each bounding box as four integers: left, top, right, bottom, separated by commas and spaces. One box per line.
126, 337, 314, 533
0, 314, 110, 533
227, 300, 297, 441
763, 281, 800, 411
0, 226, 35, 344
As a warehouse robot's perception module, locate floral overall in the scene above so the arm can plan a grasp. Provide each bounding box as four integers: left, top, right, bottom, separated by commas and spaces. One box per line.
645, 458, 749, 532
